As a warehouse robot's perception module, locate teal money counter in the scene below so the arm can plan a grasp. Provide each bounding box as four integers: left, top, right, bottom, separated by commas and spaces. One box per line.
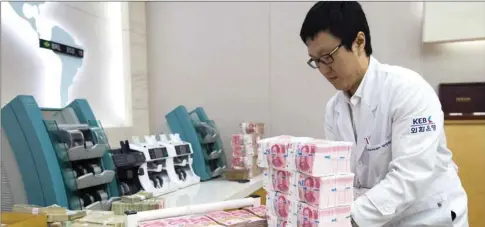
165, 106, 227, 181
1, 95, 119, 210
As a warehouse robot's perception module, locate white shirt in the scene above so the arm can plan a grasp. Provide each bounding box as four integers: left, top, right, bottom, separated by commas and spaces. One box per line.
324, 56, 468, 227
345, 81, 364, 142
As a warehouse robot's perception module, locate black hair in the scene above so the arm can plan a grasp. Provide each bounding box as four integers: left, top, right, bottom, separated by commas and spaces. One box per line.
300, 1, 372, 56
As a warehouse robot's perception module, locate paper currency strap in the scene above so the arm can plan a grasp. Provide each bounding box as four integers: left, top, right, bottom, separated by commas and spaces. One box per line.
124, 197, 261, 226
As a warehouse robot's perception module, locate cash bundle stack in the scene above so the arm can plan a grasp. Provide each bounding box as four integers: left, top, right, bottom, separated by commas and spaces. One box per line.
258, 136, 354, 227
10, 204, 127, 227
12, 204, 87, 227
111, 191, 164, 215
138, 205, 267, 227
70, 210, 125, 227
225, 122, 265, 180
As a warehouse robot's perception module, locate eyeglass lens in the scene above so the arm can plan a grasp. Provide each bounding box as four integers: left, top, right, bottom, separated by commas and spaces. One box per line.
308, 55, 334, 68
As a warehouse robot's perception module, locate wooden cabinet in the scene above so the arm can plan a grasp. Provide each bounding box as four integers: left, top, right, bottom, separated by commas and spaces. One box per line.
444, 120, 485, 227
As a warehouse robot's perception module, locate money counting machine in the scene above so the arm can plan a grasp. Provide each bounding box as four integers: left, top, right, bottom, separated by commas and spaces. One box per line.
111, 134, 200, 197
1, 95, 119, 211
166, 106, 227, 181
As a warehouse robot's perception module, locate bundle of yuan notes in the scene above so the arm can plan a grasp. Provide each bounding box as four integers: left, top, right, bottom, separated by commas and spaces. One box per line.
226, 122, 265, 180
244, 205, 267, 219
71, 210, 125, 227
227, 210, 266, 227
13, 204, 86, 224
138, 209, 267, 227
139, 215, 224, 227
120, 190, 153, 203
205, 211, 250, 227
111, 196, 164, 215
258, 136, 354, 227
240, 122, 265, 135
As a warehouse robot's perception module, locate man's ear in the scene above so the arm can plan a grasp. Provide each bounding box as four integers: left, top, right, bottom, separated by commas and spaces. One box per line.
353, 31, 366, 55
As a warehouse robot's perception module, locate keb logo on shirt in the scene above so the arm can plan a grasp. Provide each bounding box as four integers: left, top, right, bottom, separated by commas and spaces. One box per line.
410, 116, 436, 134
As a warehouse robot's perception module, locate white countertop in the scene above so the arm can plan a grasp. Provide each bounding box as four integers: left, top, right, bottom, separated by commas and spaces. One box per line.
159, 174, 263, 208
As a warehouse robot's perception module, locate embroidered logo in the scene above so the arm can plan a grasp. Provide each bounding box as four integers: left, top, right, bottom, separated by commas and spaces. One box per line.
410, 116, 436, 134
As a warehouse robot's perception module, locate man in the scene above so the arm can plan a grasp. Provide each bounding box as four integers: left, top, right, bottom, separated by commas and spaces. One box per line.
300, 2, 468, 227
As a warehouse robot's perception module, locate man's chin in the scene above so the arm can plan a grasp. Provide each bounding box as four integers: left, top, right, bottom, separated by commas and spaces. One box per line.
331, 83, 345, 91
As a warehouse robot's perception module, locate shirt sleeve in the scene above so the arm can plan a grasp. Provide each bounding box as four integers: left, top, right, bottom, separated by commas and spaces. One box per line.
351, 80, 444, 227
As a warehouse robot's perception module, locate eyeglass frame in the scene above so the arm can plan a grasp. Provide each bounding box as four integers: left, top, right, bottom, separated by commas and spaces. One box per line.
307, 44, 342, 69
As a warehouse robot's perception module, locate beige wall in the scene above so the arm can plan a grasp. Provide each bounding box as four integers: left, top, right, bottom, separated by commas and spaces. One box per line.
104, 2, 150, 147
422, 41, 485, 90
145, 2, 485, 163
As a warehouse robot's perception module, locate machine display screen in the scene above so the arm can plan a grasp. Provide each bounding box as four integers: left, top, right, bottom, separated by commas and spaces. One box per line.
149, 147, 168, 159
175, 145, 190, 155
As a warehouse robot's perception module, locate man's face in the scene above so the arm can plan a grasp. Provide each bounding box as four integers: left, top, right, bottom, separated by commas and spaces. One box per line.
306, 31, 360, 92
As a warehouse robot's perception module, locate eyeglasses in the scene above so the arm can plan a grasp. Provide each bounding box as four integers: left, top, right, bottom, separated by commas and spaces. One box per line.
307, 44, 342, 69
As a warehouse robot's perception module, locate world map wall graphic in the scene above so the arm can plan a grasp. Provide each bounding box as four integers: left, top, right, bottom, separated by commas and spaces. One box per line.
9, 1, 84, 106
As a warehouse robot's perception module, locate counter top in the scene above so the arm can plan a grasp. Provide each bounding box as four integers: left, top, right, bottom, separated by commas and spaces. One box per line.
159, 174, 264, 208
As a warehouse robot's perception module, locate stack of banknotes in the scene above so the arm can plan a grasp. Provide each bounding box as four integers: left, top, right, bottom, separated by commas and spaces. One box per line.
205, 211, 249, 227
13, 204, 87, 227
243, 205, 266, 219
120, 191, 154, 203
71, 210, 125, 227
139, 215, 224, 227
226, 210, 266, 227
111, 191, 164, 215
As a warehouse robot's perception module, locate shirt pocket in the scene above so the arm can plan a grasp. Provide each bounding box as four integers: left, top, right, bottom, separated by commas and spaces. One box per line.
362, 139, 392, 186
395, 193, 452, 227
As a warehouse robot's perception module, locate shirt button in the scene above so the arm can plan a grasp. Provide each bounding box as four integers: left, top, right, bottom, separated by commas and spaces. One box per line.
438, 203, 442, 208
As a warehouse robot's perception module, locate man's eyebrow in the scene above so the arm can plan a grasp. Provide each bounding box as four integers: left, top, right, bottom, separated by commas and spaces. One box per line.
309, 47, 328, 59
318, 46, 334, 56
